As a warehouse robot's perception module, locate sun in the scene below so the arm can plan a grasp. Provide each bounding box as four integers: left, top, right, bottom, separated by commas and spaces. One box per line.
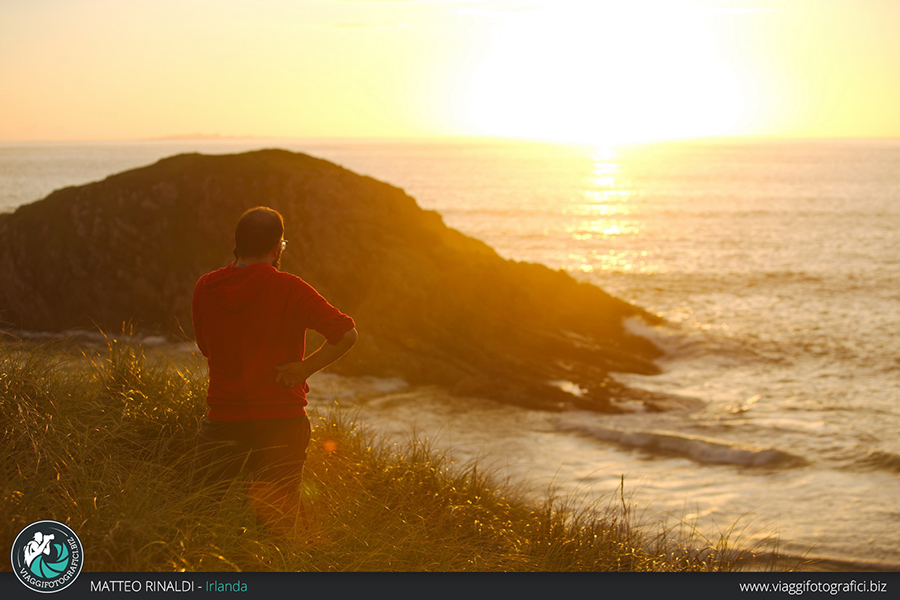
459, 1, 751, 145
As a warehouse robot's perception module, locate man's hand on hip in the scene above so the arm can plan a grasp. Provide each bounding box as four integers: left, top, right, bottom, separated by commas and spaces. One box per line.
275, 328, 358, 388
275, 362, 310, 388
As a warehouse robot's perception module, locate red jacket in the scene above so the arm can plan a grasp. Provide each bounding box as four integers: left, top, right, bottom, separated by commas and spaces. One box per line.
192, 262, 355, 421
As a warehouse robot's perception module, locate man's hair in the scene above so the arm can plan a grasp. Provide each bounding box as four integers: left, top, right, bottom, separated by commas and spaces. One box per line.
233, 206, 284, 259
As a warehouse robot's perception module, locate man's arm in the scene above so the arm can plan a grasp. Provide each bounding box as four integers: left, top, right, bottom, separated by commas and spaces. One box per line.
275, 328, 358, 387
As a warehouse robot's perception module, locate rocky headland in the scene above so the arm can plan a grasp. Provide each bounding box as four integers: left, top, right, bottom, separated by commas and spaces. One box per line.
0, 149, 669, 412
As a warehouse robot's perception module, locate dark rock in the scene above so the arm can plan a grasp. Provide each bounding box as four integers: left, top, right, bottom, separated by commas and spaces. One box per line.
0, 149, 666, 411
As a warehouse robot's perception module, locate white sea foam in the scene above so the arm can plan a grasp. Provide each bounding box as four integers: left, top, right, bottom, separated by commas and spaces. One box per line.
622, 316, 685, 357
548, 379, 587, 397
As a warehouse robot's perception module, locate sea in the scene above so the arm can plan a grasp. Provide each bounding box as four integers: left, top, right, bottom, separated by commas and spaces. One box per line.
1, 136, 899, 569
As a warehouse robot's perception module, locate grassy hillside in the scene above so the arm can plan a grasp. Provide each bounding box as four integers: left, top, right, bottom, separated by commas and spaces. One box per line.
1, 336, 763, 572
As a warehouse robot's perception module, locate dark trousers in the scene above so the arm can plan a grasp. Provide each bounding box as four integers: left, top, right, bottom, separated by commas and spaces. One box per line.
193, 415, 312, 493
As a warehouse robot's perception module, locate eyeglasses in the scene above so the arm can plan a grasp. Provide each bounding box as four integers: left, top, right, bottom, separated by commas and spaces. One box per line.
280, 239, 288, 251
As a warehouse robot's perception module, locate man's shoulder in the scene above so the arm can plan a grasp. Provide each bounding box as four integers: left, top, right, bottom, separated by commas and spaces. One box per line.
272, 270, 318, 293
194, 266, 223, 292
197, 265, 231, 281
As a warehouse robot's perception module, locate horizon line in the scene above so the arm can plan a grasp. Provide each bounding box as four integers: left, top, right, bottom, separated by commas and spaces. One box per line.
2, 133, 900, 146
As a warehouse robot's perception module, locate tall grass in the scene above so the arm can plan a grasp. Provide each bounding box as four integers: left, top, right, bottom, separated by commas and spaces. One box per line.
1, 334, 772, 572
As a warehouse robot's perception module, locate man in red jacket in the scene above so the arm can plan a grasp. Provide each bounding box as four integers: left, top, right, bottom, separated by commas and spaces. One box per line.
192, 206, 357, 536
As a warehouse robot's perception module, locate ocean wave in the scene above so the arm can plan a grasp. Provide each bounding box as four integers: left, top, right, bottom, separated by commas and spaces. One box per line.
557, 421, 808, 468
621, 316, 705, 359
857, 449, 900, 474
621, 315, 779, 367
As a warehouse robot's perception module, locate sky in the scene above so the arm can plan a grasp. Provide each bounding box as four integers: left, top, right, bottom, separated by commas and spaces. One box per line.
1, 0, 899, 144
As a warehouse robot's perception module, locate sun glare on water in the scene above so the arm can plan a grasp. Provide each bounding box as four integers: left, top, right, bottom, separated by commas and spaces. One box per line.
461, 0, 751, 146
